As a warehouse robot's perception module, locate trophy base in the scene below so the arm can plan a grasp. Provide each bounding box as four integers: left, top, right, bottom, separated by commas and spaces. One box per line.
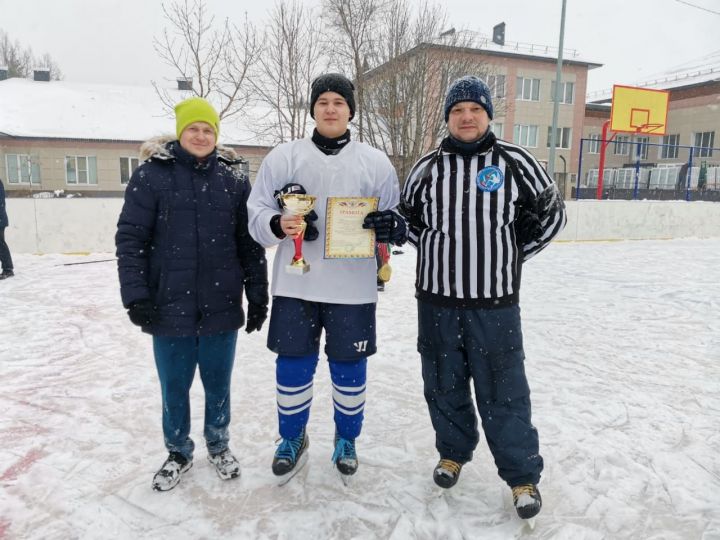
286, 262, 310, 275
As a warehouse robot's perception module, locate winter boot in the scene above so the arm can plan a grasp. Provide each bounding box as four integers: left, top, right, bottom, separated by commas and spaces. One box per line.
0, 270, 14, 280
152, 452, 192, 491
272, 428, 309, 477
207, 448, 241, 480
433, 458, 463, 488
512, 484, 542, 519
332, 433, 358, 476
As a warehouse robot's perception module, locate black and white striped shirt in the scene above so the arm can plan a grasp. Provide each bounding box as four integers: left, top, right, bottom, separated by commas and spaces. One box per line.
400, 133, 566, 309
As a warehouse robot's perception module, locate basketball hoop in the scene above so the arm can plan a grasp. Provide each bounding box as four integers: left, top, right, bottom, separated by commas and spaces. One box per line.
596, 85, 670, 199
610, 86, 669, 137
635, 123, 664, 135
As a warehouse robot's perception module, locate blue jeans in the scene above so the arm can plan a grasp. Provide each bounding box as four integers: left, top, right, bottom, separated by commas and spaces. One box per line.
153, 331, 238, 461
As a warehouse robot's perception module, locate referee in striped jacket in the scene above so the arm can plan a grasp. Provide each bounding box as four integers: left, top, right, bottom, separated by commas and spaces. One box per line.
399, 75, 566, 520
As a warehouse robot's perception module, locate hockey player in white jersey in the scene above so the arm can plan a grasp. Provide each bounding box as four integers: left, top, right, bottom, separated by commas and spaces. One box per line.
247, 73, 407, 483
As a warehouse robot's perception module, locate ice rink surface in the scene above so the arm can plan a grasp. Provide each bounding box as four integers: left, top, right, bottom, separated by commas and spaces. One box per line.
1, 239, 718, 539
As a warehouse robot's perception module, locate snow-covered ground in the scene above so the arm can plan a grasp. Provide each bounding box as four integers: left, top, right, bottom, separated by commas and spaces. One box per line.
1, 239, 719, 540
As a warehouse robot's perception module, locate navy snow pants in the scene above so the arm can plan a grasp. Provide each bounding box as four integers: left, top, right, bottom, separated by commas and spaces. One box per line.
417, 300, 543, 487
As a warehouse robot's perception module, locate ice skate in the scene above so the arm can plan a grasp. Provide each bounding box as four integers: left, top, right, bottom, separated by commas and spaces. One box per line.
512, 484, 542, 520
332, 434, 358, 484
433, 459, 462, 489
272, 428, 309, 486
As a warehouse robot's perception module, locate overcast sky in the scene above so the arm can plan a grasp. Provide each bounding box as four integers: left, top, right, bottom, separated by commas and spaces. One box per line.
1, 0, 719, 96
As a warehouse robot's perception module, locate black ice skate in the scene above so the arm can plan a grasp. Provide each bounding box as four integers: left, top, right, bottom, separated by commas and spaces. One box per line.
272, 428, 309, 485
433, 459, 463, 488
332, 434, 358, 476
152, 452, 192, 491
512, 484, 542, 519
207, 448, 241, 480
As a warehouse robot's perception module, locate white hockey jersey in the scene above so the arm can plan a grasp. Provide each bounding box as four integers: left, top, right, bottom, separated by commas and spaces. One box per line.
247, 137, 400, 304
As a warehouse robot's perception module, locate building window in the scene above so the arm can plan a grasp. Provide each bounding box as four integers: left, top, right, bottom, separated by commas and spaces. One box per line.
550, 81, 574, 104
588, 134, 601, 154
613, 136, 630, 156
66, 156, 98, 185
660, 134, 679, 159
633, 136, 649, 160
546, 127, 572, 149
487, 74, 505, 98
5, 154, 41, 184
693, 131, 715, 158
649, 166, 681, 189
516, 77, 540, 101
120, 157, 140, 185
514, 124, 538, 148
491, 122, 504, 139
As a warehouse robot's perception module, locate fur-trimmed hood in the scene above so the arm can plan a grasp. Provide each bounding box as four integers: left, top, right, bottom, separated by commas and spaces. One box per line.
139, 135, 243, 165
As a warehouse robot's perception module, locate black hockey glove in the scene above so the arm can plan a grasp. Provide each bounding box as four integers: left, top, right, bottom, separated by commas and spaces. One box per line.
127, 299, 157, 327
362, 210, 408, 245
273, 183, 319, 241
245, 302, 268, 333
514, 203, 544, 245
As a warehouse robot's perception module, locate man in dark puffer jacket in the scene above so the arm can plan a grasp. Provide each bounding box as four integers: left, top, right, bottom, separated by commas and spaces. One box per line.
115, 97, 268, 491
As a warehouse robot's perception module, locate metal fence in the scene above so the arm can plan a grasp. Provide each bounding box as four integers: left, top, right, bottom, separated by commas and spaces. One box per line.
575, 138, 720, 201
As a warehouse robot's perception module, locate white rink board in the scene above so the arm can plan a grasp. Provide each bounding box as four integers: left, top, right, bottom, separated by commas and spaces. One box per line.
5, 198, 720, 253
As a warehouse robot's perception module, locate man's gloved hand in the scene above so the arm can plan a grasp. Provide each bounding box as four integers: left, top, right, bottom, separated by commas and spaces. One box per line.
127, 299, 157, 327
362, 210, 407, 245
514, 203, 544, 245
274, 183, 319, 241
245, 302, 268, 333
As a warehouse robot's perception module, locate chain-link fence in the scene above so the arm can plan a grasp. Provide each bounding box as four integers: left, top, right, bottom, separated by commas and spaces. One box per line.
574, 138, 720, 201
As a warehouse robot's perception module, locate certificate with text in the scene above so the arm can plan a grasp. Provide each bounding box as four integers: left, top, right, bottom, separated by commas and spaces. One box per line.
324, 197, 379, 259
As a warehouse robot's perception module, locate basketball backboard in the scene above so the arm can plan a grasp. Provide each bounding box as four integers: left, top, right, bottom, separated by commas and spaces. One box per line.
609, 85, 669, 136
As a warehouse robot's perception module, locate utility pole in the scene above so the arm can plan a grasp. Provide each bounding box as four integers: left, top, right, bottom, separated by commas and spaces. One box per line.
548, 0, 567, 180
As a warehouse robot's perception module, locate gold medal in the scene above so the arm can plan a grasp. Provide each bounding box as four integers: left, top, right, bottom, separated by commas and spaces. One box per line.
378, 263, 392, 283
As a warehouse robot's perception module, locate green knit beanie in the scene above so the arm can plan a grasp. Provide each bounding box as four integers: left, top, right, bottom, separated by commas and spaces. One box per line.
175, 97, 220, 139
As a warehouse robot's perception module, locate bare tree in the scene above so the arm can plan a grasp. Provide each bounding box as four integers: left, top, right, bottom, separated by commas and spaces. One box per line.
0, 30, 63, 80
248, 1, 325, 144
358, 0, 502, 181
153, 0, 260, 119
322, 0, 384, 141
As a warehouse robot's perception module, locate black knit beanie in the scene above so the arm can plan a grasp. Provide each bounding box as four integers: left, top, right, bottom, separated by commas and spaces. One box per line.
444, 76, 494, 122
309, 73, 356, 120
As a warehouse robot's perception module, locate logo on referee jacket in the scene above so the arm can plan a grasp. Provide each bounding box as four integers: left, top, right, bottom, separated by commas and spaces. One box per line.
476, 166, 504, 192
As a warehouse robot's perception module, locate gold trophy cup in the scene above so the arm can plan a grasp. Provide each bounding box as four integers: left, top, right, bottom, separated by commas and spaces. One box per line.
281, 193, 317, 275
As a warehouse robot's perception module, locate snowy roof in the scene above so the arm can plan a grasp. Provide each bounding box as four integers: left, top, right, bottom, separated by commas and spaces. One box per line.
428, 31, 602, 68
0, 78, 275, 147
587, 67, 720, 103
